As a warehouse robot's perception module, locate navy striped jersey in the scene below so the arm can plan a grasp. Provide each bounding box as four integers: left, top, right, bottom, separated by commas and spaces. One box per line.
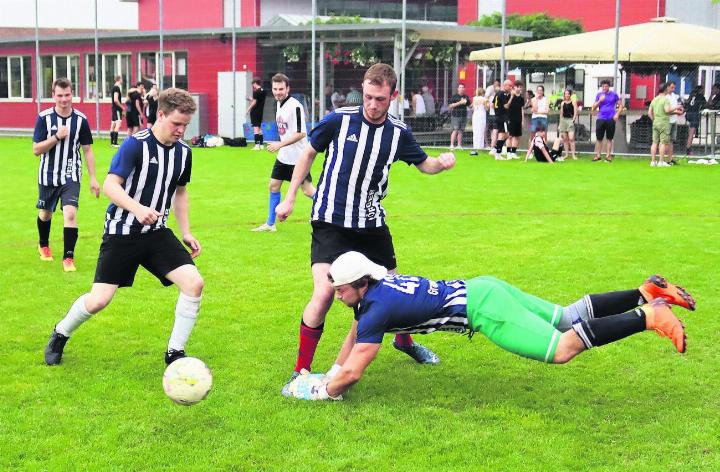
354, 275, 468, 343
33, 107, 93, 187
309, 106, 427, 229
104, 129, 192, 236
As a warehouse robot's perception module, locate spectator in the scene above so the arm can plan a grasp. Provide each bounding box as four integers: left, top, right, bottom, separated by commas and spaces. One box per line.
412, 88, 426, 116
331, 88, 345, 110
503, 80, 525, 160
685, 85, 706, 155
448, 84, 471, 150
422, 85, 436, 115
485, 79, 500, 154
558, 89, 578, 160
524, 90, 535, 112
707, 83, 720, 110
648, 82, 679, 167
470, 87, 488, 156
345, 86, 362, 106
665, 82, 683, 165
531, 85, 549, 132
323, 84, 333, 115
591, 79, 624, 162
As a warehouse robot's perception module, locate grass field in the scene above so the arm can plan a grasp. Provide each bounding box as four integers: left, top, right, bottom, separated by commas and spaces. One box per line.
1, 136, 719, 471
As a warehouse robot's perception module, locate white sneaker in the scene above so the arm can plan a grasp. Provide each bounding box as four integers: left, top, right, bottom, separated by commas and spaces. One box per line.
252, 144, 262, 151
557, 156, 566, 162
508, 153, 518, 160
456, 145, 464, 151
449, 145, 455, 151
494, 155, 507, 161
251, 223, 277, 232
650, 161, 657, 167
488, 148, 497, 157
708, 159, 718, 165
657, 161, 671, 167
695, 158, 709, 164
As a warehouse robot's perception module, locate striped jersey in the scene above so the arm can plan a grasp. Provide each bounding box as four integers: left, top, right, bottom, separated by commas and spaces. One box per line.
354, 275, 468, 343
33, 107, 93, 187
104, 129, 192, 236
276, 95, 307, 165
309, 106, 427, 229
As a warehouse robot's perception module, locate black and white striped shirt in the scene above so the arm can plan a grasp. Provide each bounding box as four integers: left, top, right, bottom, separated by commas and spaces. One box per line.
104, 129, 192, 236
308, 106, 427, 229
33, 107, 93, 187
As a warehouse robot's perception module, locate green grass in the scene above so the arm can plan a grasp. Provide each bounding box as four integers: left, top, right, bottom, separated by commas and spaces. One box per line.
1, 137, 719, 471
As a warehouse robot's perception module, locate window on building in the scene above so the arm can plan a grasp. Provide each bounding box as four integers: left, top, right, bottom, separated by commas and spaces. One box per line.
40, 55, 80, 99
86, 53, 131, 100
138, 51, 188, 90
319, 0, 457, 22
0, 56, 32, 99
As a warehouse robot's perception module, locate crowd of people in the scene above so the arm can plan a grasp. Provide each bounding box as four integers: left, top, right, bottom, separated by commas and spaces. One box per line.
108, 75, 159, 148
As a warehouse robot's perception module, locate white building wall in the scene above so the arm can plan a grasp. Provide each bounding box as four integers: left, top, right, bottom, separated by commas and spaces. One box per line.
0, 0, 138, 30
666, 0, 720, 29
260, 0, 311, 25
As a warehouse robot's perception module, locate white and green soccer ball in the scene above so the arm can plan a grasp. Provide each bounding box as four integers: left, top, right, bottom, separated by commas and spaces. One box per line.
162, 357, 213, 406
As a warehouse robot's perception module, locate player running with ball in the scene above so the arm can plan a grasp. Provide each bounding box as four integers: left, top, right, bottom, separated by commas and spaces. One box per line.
286, 251, 695, 401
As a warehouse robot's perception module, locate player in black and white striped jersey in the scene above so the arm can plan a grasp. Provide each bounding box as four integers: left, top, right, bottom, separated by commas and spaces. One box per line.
44, 88, 205, 368
32, 77, 100, 272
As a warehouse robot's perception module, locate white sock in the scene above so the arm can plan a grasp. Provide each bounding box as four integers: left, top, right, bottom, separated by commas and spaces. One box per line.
167, 292, 202, 351
56, 294, 92, 336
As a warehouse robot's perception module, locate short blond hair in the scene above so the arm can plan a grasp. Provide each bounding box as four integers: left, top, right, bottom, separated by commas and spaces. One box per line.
158, 88, 196, 115
363, 63, 397, 91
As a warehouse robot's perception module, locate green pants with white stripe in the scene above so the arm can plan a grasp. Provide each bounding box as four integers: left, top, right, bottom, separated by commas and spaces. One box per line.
465, 276, 563, 363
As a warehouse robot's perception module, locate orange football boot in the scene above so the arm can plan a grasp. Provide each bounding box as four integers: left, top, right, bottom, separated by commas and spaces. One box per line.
38, 245, 54, 261
642, 299, 686, 353
62, 258, 77, 272
640, 274, 695, 311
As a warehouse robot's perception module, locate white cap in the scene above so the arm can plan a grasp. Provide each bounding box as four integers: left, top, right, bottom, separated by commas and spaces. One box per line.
329, 251, 388, 287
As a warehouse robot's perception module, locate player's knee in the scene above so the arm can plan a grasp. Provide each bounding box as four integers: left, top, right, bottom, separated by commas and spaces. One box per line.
184, 274, 204, 297
268, 181, 281, 192
85, 293, 111, 314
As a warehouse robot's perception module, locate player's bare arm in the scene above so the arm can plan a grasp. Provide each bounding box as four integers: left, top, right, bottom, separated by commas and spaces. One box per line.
82, 144, 101, 197
103, 174, 161, 225
266, 131, 306, 152
326, 342, 381, 398
275, 144, 318, 221
174, 185, 201, 258
416, 152, 456, 174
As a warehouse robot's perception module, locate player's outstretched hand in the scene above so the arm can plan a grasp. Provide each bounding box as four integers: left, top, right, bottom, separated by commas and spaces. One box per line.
275, 199, 294, 222
89, 177, 101, 198
266, 142, 282, 153
134, 205, 162, 225
437, 152, 456, 171
287, 371, 342, 401
182, 234, 202, 259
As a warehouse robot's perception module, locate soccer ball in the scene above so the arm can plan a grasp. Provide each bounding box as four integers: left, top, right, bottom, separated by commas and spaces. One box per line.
162, 357, 213, 406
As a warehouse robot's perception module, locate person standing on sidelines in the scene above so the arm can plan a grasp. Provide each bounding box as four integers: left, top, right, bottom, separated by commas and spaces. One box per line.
591, 80, 624, 162
684, 85, 706, 155
649, 82, 679, 167
470, 87, 488, 156
558, 89, 578, 160
491, 79, 512, 160
666, 82, 684, 165
247, 78, 266, 150
448, 84, 470, 150
33, 78, 100, 272
504, 80, 525, 160
530, 85, 549, 132
286, 252, 693, 401
145, 83, 159, 128
125, 82, 145, 137
110, 75, 123, 147
44, 88, 204, 367
274, 63, 455, 394
485, 79, 500, 154
252, 74, 316, 232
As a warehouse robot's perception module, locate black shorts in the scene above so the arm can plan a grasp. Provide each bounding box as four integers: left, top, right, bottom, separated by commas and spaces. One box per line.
111, 108, 123, 122
492, 115, 505, 130
596, 118, 616, 141
507, 119, 523, 137
310, 221, 396, 270
250, 112, 263, 128
687, 112, 700, 129
271, 159, 312, 182
93, 228, 194, 288
37, 182, 80, 211
126, 113, 140, 128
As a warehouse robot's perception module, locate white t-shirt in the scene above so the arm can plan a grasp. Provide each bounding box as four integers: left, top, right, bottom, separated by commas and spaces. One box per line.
668, 92, 679, 124
485, 87, 496, 116
276, 96, 308, 165
532, 96, 549, 118
413, 93, 426, 115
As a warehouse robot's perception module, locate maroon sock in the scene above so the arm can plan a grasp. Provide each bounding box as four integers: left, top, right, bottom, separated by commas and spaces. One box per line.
394, 333, 413, 347
294, 320, 324, 372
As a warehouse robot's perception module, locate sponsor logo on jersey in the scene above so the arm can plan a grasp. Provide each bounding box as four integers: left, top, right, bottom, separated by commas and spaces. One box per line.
150, 157, 159, 164
346, 133, 358, 142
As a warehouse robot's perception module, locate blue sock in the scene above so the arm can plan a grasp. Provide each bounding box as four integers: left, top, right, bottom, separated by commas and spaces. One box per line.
267, 191, 281, 226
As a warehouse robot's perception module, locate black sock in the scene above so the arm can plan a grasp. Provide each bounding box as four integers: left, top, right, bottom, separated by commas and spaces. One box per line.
113, 131, 118, 144
496, 139, 505, 153
63, 227, 78, 259
509, 147, 516, 153
573, 308, 646, 348
588, 289, 644, 318
258, 133, 264, 145
37, 217, 51, 247
254, 133, 260, 145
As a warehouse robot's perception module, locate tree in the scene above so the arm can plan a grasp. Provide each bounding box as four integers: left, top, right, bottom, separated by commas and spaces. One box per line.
468, 12, 583, 44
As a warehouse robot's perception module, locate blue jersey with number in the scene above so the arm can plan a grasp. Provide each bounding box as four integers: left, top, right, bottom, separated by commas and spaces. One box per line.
353, 275, 468, 343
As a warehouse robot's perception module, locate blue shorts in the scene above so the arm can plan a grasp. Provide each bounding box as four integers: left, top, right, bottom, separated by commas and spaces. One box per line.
531, 117, 548, 131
